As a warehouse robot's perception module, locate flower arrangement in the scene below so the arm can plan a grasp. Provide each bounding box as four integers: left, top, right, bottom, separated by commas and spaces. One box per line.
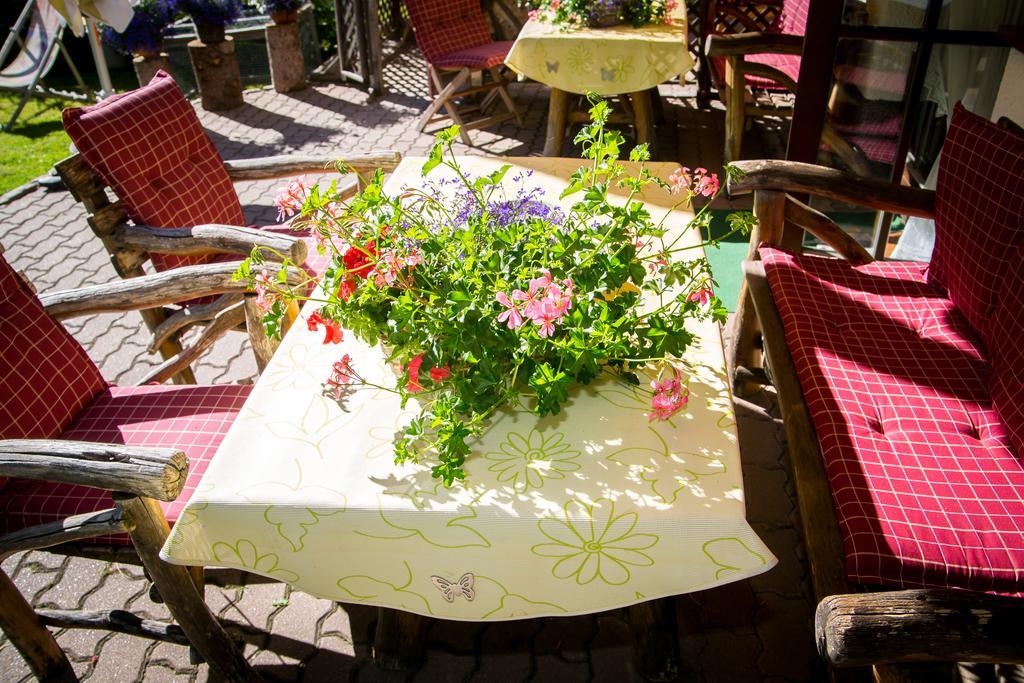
261, 0, 302, 22
527, 0, 679, 29
178, 0, 243, 26
238, 98, 753, 486
101, 0, 177, 57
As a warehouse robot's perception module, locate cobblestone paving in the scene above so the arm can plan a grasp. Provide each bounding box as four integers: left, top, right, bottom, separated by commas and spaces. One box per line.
0, 46, 819, 681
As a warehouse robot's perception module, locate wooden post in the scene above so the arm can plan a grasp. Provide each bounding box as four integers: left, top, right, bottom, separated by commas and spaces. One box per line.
133, 53, 172, 87
373, 607, 426, 670
187, 37, 244, 112
630, 90, 655, 156
723, 56, 746, 162
0, 571, 76, 682
265, 22, 307, 93
115, 495, 260, 682
244, 293, 281, 372
543, 87, 569, 156
627, 598, 680, 682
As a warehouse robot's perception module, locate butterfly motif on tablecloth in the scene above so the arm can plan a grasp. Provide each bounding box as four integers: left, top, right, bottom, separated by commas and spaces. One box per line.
600, 67, 616, 81
546, 60, 559, 73
430, 572, 475, 602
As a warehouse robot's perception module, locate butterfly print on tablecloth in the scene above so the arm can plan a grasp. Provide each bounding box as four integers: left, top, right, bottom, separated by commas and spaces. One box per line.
546, 61, 559, 73
430, 572, 475, 602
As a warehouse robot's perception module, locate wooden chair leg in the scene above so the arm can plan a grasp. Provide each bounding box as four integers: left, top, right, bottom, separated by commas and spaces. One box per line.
489, 67, 522, 126
627, 598, 680, 682
115, 495, 260, 682
417, 66, 449, 132
723, 57, 746, 162
139, 307, 197, 385
243, 293, 281, 373
423, 67, 473, 145
373, 607, 426, 670
543, 87, 569, 156
0, 570, 77, 682
630, 89, 655, 156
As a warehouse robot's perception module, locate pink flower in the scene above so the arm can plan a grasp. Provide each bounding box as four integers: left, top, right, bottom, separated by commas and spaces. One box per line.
693, 168, 720, 197
668, 167, 691, 195
649, 373, 689, 421
404, 248, 424, 268
496, 291, 524, 329
326, 354, 356, 398
688, 287, 714, 306
528, 8, 539, 19
307, 310, 344, 345
512, 287, 544, 320
254, 269, 275, 312
429, 365, 451, 382
529, 300, 560, 338
550, 0, 560, 7
406, 353, 424, 394
274, 178, 307, 222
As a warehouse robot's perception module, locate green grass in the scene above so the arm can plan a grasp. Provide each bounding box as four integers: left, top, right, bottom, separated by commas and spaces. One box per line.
0, 69, 140, 194
0, 94, 74, 193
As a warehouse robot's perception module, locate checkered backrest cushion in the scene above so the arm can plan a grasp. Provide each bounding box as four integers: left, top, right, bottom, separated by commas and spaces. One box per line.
0, 256, 106, 440
62, 71, 244, 272
989, 246, 1024, 456
778, 0, 809, 35
404, 0, 493, 64
929, 103, 1024, 342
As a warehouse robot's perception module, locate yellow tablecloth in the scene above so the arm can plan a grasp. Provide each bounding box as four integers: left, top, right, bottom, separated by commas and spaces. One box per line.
161, 157, 775, 621
504, 18, 694, 96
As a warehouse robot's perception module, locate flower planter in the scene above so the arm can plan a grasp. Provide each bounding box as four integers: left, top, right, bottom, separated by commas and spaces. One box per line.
269, 9, 299, 24
133, 50, 173, 86
193, 19, 226, 44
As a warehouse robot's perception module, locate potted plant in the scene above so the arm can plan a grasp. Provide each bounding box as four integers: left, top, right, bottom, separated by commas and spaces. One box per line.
238, 98, 752, 486
528, 0, 678, 29
101, 0, 177, 59
264, 0, 302, 24
179, 0, 243, 44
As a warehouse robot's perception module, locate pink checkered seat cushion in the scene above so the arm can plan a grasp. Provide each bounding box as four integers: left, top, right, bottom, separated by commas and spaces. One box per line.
433, 41, 513, 70
0, 384, 251, 544
760, 245, 1024, 594
710, 51, 802, 91
404, 0, 494, 65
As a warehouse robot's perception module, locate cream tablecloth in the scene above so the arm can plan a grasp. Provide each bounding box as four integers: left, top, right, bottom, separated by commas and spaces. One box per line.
504, 18, 694, 96
161, 157, 775, 621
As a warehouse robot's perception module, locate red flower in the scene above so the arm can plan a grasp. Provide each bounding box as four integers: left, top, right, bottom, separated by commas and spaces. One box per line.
429, 365, 451, 382
343, 240, 377, 279
338, 277, 357, 302
306, 310, 344, 345
406, 353, 424, 394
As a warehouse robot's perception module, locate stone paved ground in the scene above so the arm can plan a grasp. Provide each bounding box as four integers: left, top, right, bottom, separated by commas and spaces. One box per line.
0, 45, 820, 681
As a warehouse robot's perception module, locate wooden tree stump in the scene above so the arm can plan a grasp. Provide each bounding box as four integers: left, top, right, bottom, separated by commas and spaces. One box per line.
133, 54, 172, 88
265, 22, 307, 93
187, 37, 244, 111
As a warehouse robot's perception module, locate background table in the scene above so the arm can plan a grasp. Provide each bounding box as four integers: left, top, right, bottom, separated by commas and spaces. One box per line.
162, 157, 774, 626
504, 19, 694, 154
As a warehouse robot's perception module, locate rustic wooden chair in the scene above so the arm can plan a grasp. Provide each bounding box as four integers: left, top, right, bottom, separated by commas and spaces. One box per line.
724, 105, 1024, 678
57, 70, 401, 382
404, 0, 522, 145
0, 246, 307, 681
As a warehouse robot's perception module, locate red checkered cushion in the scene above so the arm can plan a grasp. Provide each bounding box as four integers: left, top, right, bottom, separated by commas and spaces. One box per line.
433, 41, 513, 70
777, 0, 809, 35
761, 245, 1024, 594
0, 255, 106, 443
929, 103, 1024, 342
711, 51, 801, 91
404, 0, 493, 65
0, 384, 251, 543
989, 245, 1024, 457
62, 70, 244, 273
835, 64, 908, 98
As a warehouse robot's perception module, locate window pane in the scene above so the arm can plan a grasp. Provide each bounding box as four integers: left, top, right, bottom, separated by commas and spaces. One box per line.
938, 0, 1024, 31
843, 0, 926, 28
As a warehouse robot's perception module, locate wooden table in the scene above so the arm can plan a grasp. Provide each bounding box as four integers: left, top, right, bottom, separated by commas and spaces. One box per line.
161, 156, 774, 675
504, 19, 695, 155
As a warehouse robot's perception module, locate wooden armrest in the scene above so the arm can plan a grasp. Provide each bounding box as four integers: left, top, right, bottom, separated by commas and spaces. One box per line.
113, 224, 308, 264
223, 151, 403, 181
706, 32, 804, 58
816, 589, 1024, 667
39, 261, 307, 320
728, 160, 936, 218
0, 440, 187, 502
